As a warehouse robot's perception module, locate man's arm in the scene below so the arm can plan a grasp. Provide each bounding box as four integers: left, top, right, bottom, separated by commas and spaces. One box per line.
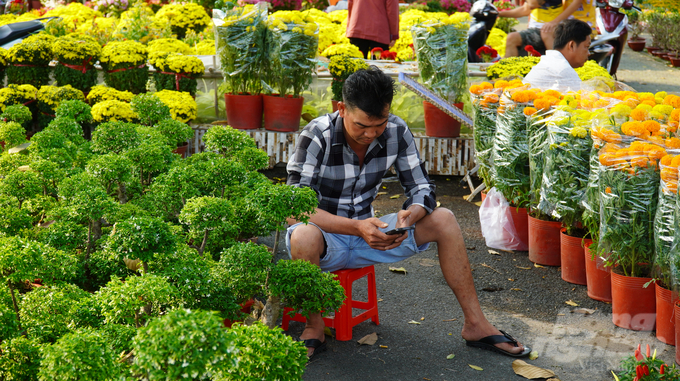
386, 0, 399, 46
499, 2, 534, 18
542, 0, 582, 33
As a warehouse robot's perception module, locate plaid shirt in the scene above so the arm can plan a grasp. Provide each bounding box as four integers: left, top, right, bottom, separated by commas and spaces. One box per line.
287, 112, 436, 220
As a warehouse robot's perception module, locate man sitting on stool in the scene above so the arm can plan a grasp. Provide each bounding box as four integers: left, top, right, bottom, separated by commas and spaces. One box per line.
285, 67, 532, 360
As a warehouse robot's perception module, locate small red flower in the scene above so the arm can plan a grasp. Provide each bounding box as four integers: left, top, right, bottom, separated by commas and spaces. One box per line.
524, 45, 541, 57
634, 344, 643, 361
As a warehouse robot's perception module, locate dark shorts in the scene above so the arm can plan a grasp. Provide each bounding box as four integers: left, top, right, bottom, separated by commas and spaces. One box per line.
349, 37, 388, 59
519, 28, 546, 56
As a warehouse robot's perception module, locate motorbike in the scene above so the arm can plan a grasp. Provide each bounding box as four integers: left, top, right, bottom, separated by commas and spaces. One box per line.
588, 0, 635, 77
468, 0, 499, 63
0, 17, 58, 50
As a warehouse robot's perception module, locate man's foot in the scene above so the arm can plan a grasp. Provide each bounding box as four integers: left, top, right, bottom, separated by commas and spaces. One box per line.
300, 326, 326, 358
461, 322, 529, 356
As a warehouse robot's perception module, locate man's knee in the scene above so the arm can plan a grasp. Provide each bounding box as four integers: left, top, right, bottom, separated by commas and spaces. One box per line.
430, 208, 457, 228
290, 224, 325, 259
507, 32, 522, 46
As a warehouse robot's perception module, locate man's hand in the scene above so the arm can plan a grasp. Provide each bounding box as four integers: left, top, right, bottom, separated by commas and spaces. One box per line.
389, 40, 396, 48
541, 20, 558, 34
357, 218, 407, 251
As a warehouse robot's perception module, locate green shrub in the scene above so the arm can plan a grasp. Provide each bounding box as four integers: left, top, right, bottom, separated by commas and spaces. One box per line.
0, 121, 26, 150
55, 99, 93, 125
99, 323, 137, 355
45, 116, 85, 145
132, 309, 236, 380
84, 250, 134, 291
270, 259, 345, 317
219, 242, 271, 303
0, 151, 30, 177
91, 121, 140, 154
0, 303, 20, 342
203, 124, 257, 158
0, 206, 32, 237
0, 169, 42, 208
95, 273, 177, 327
123, 140, 176, 186
130, 93, 172, 126
34, 219, 87, 252
217, 323, 307, 381
106, 216, 177, 271
0, 336, 42, 381
179, 196, 236, 256
1, 104, 33, 125
39, 328, 121, 381
155, 118, 193, 147
20, 283, 97, 343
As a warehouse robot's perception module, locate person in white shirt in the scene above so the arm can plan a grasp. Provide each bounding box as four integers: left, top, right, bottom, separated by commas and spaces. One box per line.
523, 19, 592, 92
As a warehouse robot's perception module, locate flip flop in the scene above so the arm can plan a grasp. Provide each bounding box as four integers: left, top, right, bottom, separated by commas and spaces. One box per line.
465, 330, 531, 358
294, 337, 327, 360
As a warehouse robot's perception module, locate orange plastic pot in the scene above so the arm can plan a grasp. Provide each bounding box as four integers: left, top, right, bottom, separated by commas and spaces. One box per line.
508, 207, 529, 250
528, 215, 561, 266
611, 271, 656, 331
584, 243, 611, 302
225, 93, 263, 130
676, 304, 680, 364
481, 189, 487, 202
656, 283, 675, 346
423, 101, 463, 138
560, 229, 587, 285
263, 94, 304, 132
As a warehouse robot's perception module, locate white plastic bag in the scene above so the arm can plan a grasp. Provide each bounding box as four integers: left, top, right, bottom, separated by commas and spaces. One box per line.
478, 187, 528, 251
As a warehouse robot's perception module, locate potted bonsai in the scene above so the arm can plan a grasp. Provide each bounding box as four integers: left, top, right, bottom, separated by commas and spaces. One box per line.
624, 8, 645, 52
105, 216, 177, 274
130, 93, 172, 127
86, 154, 134, 204
131, 308, 235, 379
263, 10, 319, 132
91, 121, 141, 154
155, 118, 194, 157
0, 336, 42, 381
39, 328, 122, 381
179, 196, 235, 257
0, 120, 26, 152
216, 5, 268, 130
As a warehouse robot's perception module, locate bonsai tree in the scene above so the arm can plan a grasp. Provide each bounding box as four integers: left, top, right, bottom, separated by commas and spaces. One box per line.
130, 93, 172, 126
20, 283, 99, 343
203, 124, 257, 159
218, 242, 271, 304
44, 117, 86, 146
0, 302, 19, 342
106, 216, 176, 271
29, 159, 68, 201
216, 323, 307, 381
179, 196, 236, 257
39, 328, 121, 381
0, 236, 44, 331
0, 121, 26, 151
0, 169, 42, 208
131, 309, 236, 380
1, 104, 33, 126
0, 206, 32, 237
58, 172, 118, 257
28, 129, 78, 170
155, 118, 193, 148
0, 336, 42, 381
95, 273, 177, 328
86, 154, 134, 204
142, 161, 203, 221
186, 152, 249, 198
90, 121, 141, 154
123, 140, 176, 186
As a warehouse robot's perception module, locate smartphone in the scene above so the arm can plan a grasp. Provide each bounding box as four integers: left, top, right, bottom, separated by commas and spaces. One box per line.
384, 226, 414, 235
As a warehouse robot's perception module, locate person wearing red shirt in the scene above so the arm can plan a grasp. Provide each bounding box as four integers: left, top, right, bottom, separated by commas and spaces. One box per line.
346, 0, 400, 58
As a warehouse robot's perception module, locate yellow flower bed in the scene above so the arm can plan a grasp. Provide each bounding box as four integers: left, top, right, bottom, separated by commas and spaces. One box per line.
87, 85, 134, 104
151, 52, 204, 75
100, 40, 147, 68
327, 10, 347, 23
155, 3, 211, 35
44, 3, 101, 30
53, 34, 101, 63
486, 28, 507, 58
37, 85, 85, 112
91, 99, 137, 122
154, 90, 197, 123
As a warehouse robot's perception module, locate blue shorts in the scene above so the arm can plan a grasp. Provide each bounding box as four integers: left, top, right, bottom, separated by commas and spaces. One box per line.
285, 213, 430, 272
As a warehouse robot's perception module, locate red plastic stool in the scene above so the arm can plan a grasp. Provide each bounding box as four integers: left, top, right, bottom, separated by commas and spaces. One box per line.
281, 265, 380, 341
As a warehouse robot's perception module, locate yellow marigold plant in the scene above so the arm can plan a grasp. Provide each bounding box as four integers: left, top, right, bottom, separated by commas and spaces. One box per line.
100, 40, 148, 94
53, 35, 101, 92
151, 53, 204, 96
154, 3, 211, 39
0, 84, 36, 112
87, 85, 134, 104
154, 90, 197, 123
91, 99, 137, 123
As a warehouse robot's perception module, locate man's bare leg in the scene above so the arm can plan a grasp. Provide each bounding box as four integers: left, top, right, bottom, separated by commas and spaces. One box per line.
414, 208, 526, 354
505, 32, 522, 57
289, 224, 326, 357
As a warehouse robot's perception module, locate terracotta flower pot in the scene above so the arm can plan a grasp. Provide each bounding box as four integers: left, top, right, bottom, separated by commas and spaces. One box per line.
670, 57, 680, 68
263, 94, 304, 132
656, 283, 675, 346
584, 243, 612, 302
611, 271, 656, 331
528, 215, 561, 266
508, 206, 529, 250
225, 93, 263, 130
172, 142, 189, 158
627, 38, 646, 52
646, 46, 660, 55
423, 101, 463, 138
560, 229, 587, 285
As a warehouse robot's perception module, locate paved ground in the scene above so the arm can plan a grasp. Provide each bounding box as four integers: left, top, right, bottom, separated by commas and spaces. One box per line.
258, 34, 680, 381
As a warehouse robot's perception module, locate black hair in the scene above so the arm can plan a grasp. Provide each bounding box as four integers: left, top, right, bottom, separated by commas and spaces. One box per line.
342, 66, 395, 119
553, 19, 592, 50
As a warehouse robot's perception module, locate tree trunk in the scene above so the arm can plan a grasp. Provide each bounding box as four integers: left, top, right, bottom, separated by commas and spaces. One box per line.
86, 219, 103, 260
198, 229, 209, 257
8, 281, 23, 333
117, 182, 128, 204
260, 295, 281, 329
272, 228, 281, 257
142, 262, 149, 274
85, 221, 93, 258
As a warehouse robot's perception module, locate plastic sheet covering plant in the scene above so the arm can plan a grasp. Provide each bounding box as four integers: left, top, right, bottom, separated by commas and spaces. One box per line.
412, 13, 470, 103
214, 5, 268, 95
490, 86, 536, 208
527, 90, 563, 214
265, 10, 319, 98
597, 140, 664, 277
537, 107, 593, 235
653, 153, 679, 289
470, 81, 500, 189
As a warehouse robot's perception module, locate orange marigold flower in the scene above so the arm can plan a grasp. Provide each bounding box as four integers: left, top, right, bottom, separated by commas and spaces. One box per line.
664, 94, 678, 106
672, 97, 680, 108
643, 120, 661, 134
671, 109, 680, 121
642, 100, 657, 107
523, 107, 537, 116
605, 186, 612, 194
648, 136, 664, 146
631, 156, 649, 168
604, 142, 621, 152
671, 155, 680, 168
533, 98, 551, 111
667, 138, 680, 149
630, 108, 649, 121
603, 130, 622, 143
639, 92, 655, 102
648, 146, 667, 161
470, 84, 483, 95
668, 181, 678, 194
612, 91, 627, 100
543, 89, 561, 99
661, 167, 678, 182
483, 93, 499, 103
481, 82, 493, 90
494, 80, 509, 89
623, 98, 640, 108
580, 99, 594, 109
593, 99, 610, 109
669, 122, 679, 133
660, 154, 674, 166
